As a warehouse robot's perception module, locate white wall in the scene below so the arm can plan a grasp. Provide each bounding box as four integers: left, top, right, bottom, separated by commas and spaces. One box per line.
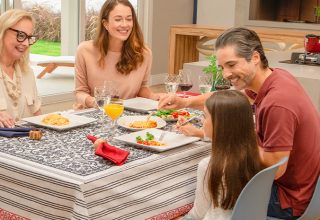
196, 0, 236, 26
149, 0, 193, 84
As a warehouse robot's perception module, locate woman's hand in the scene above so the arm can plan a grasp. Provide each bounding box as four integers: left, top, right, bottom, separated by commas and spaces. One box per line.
175, 116, 204, 138
0, 111, 15, 128
85, 96, 96, 108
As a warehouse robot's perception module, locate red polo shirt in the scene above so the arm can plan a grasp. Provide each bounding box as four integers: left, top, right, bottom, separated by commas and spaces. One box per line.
246, 68, 320, 216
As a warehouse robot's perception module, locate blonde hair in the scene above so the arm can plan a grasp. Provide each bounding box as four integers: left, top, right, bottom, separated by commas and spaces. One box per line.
0, 9, 35, 73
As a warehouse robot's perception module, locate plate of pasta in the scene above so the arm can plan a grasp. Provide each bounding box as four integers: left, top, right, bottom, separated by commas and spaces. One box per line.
114, 128, 200, 152
117, 115, 166, 131
22, 113, 97, 131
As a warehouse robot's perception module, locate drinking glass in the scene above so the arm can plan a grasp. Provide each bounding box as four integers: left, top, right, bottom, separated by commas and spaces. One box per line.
104, 96, 124, 136
164, 74, 180, 93
198, 74, 213, 94
94, 85, 110, 124
179, 69, 193, 98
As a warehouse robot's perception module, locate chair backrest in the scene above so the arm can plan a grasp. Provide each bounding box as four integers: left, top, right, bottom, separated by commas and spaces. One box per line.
299, 175, 320, 220
230, 157, 288, 220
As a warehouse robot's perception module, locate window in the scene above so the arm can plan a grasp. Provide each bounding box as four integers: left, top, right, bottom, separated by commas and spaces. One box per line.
7, 0, 144, 56
19, 0, 62, 56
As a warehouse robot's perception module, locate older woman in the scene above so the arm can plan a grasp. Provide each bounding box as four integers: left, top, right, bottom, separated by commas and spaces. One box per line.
0, 9, 41, 128
75, 0, 163, 108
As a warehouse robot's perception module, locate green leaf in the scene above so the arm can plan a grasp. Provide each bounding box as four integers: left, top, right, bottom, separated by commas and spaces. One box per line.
136, 136, 143, 141
202, 55, 223, 81
146, 132, 154, 140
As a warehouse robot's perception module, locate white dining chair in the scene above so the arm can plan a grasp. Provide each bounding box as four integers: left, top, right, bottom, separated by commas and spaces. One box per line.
230, 157, 288, 220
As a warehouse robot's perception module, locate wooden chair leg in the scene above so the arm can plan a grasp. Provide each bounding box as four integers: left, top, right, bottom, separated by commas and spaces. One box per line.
37, 63, 58, 79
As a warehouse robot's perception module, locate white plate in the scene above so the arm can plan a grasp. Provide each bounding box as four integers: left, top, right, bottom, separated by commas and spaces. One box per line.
124, 97, 158, 112
114, 128, 200, 152
22, 113, 97, 131
117, 115, 166, 131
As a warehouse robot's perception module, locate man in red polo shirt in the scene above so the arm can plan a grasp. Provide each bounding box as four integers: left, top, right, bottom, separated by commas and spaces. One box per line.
158, 27, 320, 219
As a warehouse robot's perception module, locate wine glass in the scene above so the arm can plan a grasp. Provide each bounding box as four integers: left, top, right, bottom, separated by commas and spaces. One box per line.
164, 74, 180, 94
104, 94, 124, 137
179, 69, 193, 98
214, 78, 231, 91
198, 74, 213, 94
94, 85, 110, 124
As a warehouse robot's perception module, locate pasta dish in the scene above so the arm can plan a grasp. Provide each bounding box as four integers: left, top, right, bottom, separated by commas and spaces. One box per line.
41, 114, 70, 126
129, 120, 157, 129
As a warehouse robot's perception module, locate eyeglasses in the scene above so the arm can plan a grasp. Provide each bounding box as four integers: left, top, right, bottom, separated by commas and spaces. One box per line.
8, 28, 37, 45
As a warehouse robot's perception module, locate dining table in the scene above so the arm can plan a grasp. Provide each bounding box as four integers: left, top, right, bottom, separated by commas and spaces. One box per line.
0, 108, 210, 220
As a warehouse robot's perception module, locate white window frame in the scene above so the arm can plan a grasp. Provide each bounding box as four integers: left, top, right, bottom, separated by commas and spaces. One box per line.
138, 0, 152, 47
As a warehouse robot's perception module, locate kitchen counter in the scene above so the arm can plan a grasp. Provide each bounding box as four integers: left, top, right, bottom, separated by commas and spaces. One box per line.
183, 50, 320, 111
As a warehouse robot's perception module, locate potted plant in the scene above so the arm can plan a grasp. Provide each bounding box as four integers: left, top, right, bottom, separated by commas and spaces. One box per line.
202, 54, 224, 91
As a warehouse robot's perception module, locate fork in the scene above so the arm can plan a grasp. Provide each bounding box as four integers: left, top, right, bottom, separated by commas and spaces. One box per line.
146, 112, 153, 121
159, 130, 166, 141
178, 115, 201, 127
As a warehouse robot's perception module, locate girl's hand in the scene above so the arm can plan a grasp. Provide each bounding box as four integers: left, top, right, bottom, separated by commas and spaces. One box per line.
175, 116, 204, 138
0, 111, 15, 128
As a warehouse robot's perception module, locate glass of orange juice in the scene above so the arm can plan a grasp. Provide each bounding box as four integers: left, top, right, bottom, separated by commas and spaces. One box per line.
104, 97, 124, 133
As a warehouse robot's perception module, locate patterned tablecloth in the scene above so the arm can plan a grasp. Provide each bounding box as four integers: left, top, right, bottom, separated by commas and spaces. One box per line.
0, 109, 210, 220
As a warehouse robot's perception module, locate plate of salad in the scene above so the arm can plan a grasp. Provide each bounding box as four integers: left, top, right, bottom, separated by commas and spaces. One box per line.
151, 109, 194, 121
114, 128, 200, 152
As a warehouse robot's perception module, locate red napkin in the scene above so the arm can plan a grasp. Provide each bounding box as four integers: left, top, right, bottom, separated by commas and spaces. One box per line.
87, 135, 129, 166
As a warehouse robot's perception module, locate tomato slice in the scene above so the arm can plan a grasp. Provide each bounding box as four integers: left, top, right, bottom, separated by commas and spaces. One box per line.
171, 112, 179, 118
178, 111, 190, 116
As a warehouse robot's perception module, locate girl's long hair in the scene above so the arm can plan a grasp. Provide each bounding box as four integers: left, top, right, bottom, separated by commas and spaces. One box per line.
205, 90, 262, 209
94, 0, 146, 75
0, 9, 34, 73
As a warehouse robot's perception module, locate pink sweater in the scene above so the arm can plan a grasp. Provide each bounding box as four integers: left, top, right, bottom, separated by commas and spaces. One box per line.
75, 40, 152, 105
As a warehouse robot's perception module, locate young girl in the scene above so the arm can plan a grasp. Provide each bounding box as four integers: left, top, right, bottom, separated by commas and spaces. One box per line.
181, 90, 262, 220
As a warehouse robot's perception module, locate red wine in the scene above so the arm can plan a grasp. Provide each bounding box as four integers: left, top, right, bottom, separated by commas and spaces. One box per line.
215, 85, 231, 90
179, 83, 193, 91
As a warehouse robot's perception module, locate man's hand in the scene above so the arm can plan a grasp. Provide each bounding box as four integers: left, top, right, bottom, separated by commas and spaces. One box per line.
158, 94, 187, 110
0, 111, 15, 128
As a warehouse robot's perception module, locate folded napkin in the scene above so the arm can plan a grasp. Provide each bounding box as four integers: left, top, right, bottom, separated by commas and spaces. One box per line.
87, 135, 129, 166
0, 127, 32, 138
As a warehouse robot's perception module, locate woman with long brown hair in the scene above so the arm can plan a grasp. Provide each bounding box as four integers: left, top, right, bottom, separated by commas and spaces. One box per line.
75, 0, 162, 108
183, 90, 262, 219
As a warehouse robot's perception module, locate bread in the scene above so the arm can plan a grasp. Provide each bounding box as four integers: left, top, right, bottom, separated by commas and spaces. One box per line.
29, 129, 43, 140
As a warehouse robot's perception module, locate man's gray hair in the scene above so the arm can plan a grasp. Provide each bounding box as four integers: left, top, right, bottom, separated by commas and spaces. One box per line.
215, 27, 269, 69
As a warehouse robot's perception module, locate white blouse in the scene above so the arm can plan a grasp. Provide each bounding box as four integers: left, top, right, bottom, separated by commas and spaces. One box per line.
187, 157, 232, 220
0, 63, 41, 121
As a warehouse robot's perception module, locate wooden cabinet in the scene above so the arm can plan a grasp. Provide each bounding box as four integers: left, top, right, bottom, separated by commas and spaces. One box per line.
168, 24, 319, 74
249, 0, 319, 23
